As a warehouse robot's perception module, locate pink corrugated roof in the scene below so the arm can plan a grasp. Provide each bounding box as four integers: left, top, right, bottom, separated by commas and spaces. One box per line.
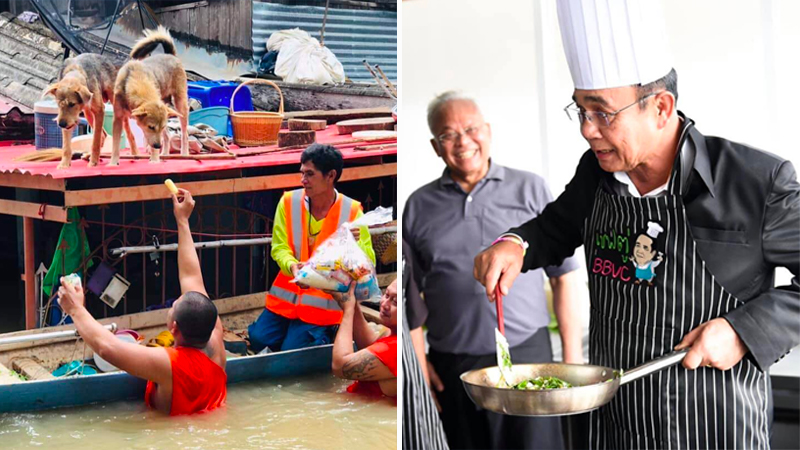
0, 127, 396, 179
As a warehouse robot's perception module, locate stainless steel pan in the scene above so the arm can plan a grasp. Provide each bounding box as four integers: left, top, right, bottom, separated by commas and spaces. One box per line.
461, 349, 688, 417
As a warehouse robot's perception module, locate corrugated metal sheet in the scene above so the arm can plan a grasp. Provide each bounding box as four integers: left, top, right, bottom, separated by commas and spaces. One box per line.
252, 2, 396, 83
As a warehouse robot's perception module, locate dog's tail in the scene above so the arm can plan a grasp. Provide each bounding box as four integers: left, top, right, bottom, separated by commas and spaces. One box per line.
130, 26, 176, 59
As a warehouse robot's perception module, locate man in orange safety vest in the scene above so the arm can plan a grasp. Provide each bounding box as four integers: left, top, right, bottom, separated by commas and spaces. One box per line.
248, 144, 375, 352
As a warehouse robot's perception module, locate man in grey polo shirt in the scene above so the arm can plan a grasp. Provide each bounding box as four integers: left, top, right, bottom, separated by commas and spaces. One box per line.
403, 91, 583, 449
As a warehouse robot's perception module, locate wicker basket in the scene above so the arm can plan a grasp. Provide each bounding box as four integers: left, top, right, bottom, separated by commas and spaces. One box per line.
230, 79, 284, 147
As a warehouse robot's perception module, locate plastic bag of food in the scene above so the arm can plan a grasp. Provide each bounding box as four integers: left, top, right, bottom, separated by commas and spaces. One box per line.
292, 207, 393, 302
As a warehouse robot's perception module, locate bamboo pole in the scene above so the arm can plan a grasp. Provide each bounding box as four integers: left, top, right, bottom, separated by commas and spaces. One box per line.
362, 60, 396, 99
374, 65, 397, 97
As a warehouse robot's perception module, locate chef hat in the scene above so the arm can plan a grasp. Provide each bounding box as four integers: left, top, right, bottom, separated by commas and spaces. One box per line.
556, 0, 673, 90
646, 221, 664, 239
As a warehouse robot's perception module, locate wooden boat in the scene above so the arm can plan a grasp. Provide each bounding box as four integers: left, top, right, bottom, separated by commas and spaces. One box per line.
0, 292, 385, 413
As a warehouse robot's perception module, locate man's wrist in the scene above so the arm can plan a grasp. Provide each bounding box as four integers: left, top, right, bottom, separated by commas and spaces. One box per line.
64, 303, 87, 318
493, 233, 528, 257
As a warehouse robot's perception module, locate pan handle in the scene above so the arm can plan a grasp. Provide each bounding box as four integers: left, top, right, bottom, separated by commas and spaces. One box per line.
619, 349, 688, 386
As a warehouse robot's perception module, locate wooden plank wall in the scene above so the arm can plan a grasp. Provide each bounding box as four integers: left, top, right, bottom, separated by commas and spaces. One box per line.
0, 0, 33, 16
154, 0, 253, 51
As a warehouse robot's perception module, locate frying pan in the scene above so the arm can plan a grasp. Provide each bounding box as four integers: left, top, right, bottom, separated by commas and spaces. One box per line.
461, 349, 688, 416
466, 286, 688, 416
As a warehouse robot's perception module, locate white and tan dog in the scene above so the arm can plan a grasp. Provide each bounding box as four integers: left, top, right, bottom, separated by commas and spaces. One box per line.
44, 54, 118, 169
111, 26, 189, 165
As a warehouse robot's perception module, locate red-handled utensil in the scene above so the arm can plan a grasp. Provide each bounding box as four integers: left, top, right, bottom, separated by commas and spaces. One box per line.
496, 285, 505, 335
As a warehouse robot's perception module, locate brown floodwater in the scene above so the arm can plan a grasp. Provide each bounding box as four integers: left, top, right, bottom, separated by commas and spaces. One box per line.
0, 374, 397, 449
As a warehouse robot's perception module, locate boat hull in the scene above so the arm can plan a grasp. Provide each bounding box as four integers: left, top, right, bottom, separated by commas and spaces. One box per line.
0, 344, 333, 413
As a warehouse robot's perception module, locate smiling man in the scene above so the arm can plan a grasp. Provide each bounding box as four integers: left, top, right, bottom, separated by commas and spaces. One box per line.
403, 92, 582, 449
247, 144, 375, 353
474, 0, 800, 448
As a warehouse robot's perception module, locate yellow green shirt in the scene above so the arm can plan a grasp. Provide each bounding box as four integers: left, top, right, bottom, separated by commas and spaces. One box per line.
271, 195, 376, 276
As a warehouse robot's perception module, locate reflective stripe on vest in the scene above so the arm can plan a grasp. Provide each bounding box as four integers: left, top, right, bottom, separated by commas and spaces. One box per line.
290, 189, 304, 261
300, 293, 342, 311
268, 284, 298, 305
338, 196, 353, 228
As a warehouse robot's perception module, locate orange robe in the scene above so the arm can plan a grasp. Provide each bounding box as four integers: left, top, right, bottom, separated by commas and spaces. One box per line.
145, 346, 227, 415
346, 335, 397, 397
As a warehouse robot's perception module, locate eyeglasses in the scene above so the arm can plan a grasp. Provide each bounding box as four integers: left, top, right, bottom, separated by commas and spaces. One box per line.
563, 92, 661, 128
436, 123, 486, 144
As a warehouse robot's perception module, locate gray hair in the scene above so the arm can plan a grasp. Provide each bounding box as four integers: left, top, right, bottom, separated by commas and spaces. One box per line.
426, 91, 481, 135
636, 68, 678, 109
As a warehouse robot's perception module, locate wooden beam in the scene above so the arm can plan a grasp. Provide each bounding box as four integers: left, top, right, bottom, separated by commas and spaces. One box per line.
0, 199, 67, 223
153, 1, 208, 14
339, 162, 396, 183
118, 153, 236, 160
23, 217, 35, 330
11, 357, 55, 381
0, 173, 65, 191
377, 272, 397, 288
360, 304, 381, 324
63, 163, 396, 207
283, 107, 392, 122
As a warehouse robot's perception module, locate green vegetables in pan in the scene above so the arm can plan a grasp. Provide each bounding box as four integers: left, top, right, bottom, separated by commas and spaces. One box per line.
512, 376, 573, 390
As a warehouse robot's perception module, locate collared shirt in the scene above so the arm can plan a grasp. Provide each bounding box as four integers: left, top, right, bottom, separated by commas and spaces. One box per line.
509, 112, 800, 370
613, 171, 669, 197
403, 162, 580, 355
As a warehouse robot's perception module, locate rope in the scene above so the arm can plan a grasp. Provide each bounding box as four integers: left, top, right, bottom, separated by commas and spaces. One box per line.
64, 337, 86, 377
320, 0, 330, 46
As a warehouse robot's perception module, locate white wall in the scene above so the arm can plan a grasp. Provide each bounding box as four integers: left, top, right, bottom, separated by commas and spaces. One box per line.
400, 0, 800, 287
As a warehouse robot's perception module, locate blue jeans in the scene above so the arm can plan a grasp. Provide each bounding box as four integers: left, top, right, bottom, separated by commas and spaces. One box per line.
247, 308, 335, 353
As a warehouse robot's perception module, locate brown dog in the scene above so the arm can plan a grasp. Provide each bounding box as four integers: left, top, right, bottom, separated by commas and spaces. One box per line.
112, 26, 189, 165
43, 54, 118, 169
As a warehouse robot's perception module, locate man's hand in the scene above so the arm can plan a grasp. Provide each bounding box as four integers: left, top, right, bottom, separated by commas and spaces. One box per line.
290, 262, 304, 278
290, 262, 311, 289
172, 188, 195, 224
473, 240, 524, 302
350, 227, 361, 241
675, 318, 748, 370
57, 278, 85, 316
427, 359, 444, 412
326, 282, 357, 311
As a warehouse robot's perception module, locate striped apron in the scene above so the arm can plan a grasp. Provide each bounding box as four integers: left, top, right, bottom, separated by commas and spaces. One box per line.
584, 152, 771, 449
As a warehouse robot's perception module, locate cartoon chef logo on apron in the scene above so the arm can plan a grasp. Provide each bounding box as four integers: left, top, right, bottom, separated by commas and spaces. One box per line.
592, 221, 665, 286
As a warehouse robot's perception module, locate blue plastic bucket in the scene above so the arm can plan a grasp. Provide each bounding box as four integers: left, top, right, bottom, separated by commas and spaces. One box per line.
189, 106, 231, 137
187, 80, 253, 111
34, 100, 80, 150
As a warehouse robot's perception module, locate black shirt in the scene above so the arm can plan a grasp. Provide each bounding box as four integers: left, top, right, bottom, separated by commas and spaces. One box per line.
510, 113, 800, 371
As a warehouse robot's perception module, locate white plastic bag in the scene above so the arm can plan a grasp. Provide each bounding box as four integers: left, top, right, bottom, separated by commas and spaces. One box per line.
292, 207, 393, 302
266, 28, 345, 85
266, 29, 316, 52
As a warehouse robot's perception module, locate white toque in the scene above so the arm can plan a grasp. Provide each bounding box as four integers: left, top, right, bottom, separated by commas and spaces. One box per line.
556, 0, 673, 90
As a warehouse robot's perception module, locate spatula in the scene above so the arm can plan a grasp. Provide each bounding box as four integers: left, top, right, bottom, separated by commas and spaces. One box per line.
495, 285, 515, 387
